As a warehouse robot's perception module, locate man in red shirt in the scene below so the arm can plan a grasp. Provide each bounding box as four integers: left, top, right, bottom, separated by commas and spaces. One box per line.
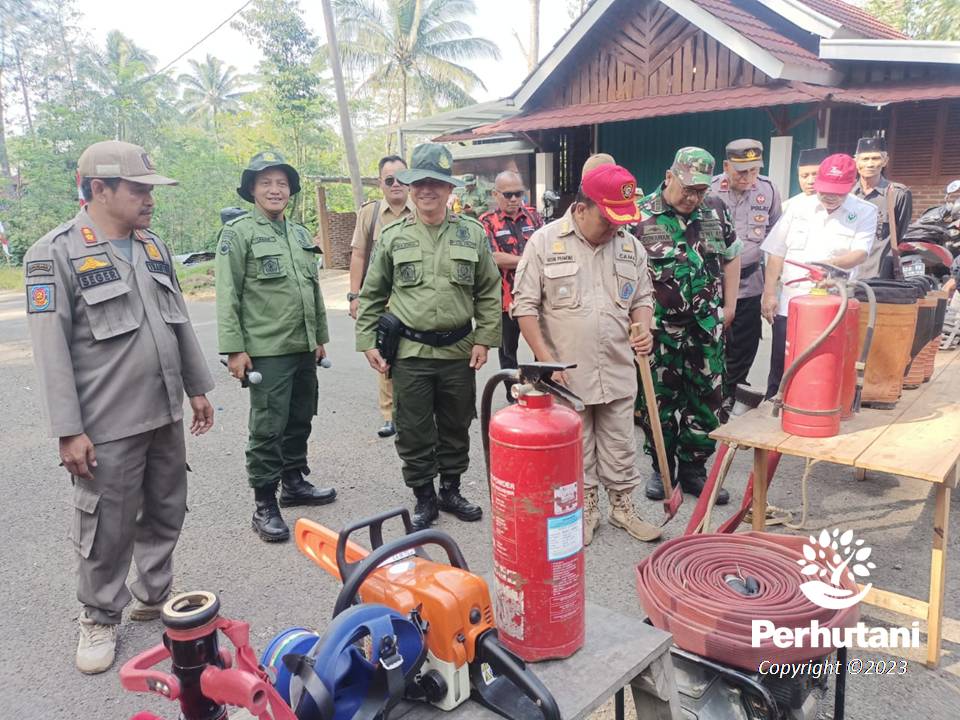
480, 171, 543, 401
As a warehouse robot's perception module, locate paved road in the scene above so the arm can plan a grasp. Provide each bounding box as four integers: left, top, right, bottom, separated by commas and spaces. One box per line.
0, 283, 957, 719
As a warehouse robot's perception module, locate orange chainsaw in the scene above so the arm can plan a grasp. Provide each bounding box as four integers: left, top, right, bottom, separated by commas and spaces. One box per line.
294, 508, 561, 720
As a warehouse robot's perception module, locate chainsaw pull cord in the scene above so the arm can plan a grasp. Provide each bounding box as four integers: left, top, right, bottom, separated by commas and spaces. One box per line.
773, 278, 848, 417
851, 281, 877, 414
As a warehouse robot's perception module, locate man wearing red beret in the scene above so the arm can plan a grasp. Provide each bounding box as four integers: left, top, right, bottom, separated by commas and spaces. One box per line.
512, 164, 662, 545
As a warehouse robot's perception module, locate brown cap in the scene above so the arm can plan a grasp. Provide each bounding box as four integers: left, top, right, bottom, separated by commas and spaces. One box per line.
78, 140, 177, 185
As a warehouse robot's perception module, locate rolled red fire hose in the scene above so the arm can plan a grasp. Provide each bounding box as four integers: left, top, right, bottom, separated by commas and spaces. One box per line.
637, 533, 860, 671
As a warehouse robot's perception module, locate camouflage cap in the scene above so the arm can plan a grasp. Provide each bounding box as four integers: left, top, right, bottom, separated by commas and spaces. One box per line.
461, 173, 477, 185
670, 147, 715, 187
237, 150, 301, 203
396, 143, 463, 187
78, 140, 177, 185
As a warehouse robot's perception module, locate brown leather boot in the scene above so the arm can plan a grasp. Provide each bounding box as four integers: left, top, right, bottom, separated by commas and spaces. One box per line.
608, 489, 662, 542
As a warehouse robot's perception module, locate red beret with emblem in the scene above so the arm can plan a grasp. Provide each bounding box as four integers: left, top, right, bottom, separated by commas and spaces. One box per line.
581, 164, 641, 225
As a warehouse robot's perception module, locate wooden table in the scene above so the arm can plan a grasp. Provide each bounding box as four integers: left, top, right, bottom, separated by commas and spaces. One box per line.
711, 350, 960, 668
393, 602, 680, 720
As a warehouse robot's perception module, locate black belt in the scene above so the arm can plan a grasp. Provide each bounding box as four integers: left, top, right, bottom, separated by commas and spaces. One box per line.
399, 322, 473, 347
740, 261, 760, 277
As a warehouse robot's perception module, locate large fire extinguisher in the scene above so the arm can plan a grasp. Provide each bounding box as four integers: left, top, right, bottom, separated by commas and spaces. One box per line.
773, 262, 876, 438
480, 362, 585, 662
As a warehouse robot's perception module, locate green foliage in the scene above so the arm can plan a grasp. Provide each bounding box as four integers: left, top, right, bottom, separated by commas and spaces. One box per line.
0, 265, 24, 291
333, 0, 500, 122
866, 0, 960, 40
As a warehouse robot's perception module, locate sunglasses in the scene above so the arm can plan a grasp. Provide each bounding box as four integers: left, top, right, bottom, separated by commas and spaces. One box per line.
679, 184, 709, 200
498, 191, 524, 199
382, 176, 407, 187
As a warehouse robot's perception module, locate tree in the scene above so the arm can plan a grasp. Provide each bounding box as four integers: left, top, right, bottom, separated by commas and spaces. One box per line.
178, 54, 249, 137
333, 0, 500, 123
866, 0, 960, 40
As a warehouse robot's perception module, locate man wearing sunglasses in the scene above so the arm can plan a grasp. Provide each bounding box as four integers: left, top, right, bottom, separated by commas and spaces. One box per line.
635, 147, 742, 508
479, 171, 543, 402
348, 155, 415, 438
356, 143, 501, 531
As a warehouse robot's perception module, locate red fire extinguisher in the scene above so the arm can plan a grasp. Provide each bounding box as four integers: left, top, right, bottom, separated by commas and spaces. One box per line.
481, 363, 585, 661
774, 262, 866, 438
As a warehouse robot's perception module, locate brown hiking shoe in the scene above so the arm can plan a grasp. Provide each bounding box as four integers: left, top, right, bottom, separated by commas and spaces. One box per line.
583, 486, 600, 546
608, 489, 662, 542
129, 597, 167, 622
76, 611, 117, 674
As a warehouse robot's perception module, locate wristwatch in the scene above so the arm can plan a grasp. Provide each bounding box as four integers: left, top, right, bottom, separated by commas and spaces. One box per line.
347, 292, 359, 302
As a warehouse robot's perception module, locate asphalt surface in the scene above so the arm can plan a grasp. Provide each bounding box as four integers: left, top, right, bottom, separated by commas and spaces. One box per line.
0, 278, 958, 719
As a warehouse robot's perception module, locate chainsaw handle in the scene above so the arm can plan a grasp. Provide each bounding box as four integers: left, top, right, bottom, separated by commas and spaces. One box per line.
335, 507, 427, 582
474, 630, 561, 720
119, 644, 181, 700
333, 528, 469, 618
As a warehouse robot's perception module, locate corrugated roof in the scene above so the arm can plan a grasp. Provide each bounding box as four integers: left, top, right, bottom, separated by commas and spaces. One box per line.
475, 83, 829, 135
798, 0, 906, 40
698, 0, 832, 72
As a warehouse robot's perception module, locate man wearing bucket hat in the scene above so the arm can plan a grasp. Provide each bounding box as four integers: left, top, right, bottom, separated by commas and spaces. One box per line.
216, 150, 336, 544
635, 147, 742, 507
710, 139, 782, 407
761, 153, 876, 397
356, 143, 501, 531
24, 140, 215, 674
512, 163, 663, 544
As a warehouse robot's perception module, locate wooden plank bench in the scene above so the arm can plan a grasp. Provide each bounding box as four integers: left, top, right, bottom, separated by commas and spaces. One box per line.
711, 350, 960, 668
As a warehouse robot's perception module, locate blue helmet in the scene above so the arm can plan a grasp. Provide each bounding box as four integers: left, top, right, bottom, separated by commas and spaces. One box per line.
262, 604, 426, 720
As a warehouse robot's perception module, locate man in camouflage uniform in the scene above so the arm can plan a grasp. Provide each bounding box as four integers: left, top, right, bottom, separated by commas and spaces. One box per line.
216, 151, 336, 544
710, 139, 782, 404
635, 148, 742, 505
356, 143, 501, 531
852, 136, 913, 279
455, 173, 489, 218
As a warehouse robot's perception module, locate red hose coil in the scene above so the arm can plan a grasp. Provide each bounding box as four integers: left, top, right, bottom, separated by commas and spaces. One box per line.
636, 533, 860, 671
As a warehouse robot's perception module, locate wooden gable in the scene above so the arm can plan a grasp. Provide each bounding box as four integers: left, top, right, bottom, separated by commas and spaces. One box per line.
537, 0, 771, 109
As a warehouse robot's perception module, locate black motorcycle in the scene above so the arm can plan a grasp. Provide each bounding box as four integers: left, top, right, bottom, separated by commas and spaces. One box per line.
901, 180, 960, 275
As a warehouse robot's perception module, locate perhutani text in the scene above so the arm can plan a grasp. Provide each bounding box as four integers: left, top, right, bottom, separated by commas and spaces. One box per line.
752, 620, 921, 649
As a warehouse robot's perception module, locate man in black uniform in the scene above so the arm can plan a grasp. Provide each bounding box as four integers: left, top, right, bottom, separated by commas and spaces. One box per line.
852, 136, 913, 279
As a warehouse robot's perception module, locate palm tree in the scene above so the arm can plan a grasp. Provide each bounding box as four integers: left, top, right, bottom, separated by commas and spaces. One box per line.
333, 0, 501, 123
79, 30, 161, 140
178, 54, 249, 135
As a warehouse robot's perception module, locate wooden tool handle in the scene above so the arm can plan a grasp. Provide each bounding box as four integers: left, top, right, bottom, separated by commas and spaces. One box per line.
631, 324, 673, 492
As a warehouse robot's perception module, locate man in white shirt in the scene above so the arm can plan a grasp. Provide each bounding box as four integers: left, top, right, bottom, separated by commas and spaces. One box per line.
761, 153, 877, 398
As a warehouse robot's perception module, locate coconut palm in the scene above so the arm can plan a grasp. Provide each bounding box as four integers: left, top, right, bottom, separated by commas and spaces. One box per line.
178, 54, 250, 134
333, 0, 500, 123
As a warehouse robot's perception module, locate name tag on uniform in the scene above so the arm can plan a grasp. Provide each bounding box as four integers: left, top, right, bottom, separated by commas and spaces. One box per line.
146, 260, 172, 275
252, 236, 277, 245
495, 229, 511, 237
71, 253, 120, 289
546, 254, 574, 264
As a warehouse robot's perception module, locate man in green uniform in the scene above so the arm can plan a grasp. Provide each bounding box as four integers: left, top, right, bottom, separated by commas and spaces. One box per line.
456, 173, 489, 218
216, 151, 336, 543
356, 143, 501, 531
634, 147, 742, 505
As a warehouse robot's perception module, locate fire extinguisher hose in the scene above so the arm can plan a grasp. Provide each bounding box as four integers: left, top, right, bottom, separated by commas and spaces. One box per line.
774, 280, 848, 416
636, 533, 859, 671
851, 281, 877, 413
481, 369, 522, 491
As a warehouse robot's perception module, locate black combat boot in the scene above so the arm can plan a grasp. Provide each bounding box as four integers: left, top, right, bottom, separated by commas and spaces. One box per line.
678, 461, 729, 505
411, 484, 439, 531
438, 475, 483, 522
279, 467, 337, 507
644, 459, 676, 501
252, 484, 290, 542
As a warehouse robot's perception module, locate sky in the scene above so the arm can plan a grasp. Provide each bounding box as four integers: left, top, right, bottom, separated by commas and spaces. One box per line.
73, 0, 579, 105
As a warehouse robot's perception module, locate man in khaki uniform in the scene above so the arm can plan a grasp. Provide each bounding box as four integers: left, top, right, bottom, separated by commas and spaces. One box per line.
24, 141, 215, 674
348, 155, 414, 438
512, 164, 662, 544
356, 143, 501, 531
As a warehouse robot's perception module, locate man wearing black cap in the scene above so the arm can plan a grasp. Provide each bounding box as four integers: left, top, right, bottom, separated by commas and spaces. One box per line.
216, 151, 336, 543
710, 139, 782, 406
784, 147, 830, 210
852, 136, 913, 279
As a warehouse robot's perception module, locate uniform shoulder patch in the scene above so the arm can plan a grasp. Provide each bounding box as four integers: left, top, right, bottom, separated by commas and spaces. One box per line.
26, 260, 55, 277
27, 283, 55, 313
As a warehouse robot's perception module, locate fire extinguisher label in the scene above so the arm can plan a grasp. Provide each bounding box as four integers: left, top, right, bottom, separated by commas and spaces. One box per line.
547, 510, 583, 561
553, 482, 578, 514
494, 579, 524, 640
